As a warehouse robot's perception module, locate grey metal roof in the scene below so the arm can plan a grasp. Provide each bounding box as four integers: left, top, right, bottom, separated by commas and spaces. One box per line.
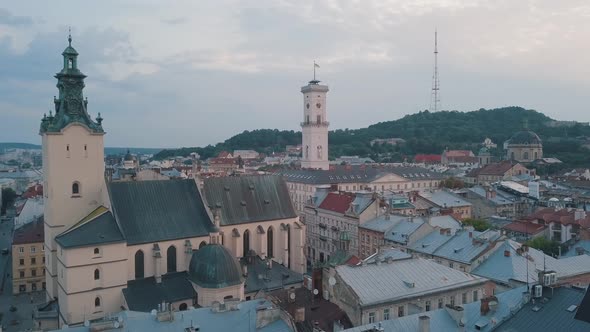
335, 257, 486, 307
122, 272, 195, 312
424, 190, 472, 208
409, 230, 455, 255
188, 244, 243, 288
427, 215, 462, 230
342, 286, 528, 332
384, 220, 425, 244
497, 287, 590, 332
278, 165, 443, 185
359, 215, 405, 233
51, 299, 292, 332
202, 175, 296, 226
108, 179, 213, 245
242, 257, 303, 294
422, 230, 500, 264
473, 240, 590, 285
362, 248, 412, 264
56, 208, 124, 248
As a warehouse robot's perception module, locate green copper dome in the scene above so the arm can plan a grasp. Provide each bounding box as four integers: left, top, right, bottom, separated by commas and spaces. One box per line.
188, 244, 243, 289
507, 130, 542, 145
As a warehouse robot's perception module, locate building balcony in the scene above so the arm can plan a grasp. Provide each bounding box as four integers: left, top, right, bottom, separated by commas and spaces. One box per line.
319, 235, 328, 241
319, 223, 327, 229
300, 121, 330, 128
331, 226, 339, 232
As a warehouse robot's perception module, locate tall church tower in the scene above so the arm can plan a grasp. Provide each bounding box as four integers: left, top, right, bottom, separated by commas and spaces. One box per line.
300, 74, 329, 170
40, 33, 106, 300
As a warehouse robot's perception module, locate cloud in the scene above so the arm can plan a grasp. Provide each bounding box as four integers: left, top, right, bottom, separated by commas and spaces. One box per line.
0, 8, 33, 26
161, 17, 188, 25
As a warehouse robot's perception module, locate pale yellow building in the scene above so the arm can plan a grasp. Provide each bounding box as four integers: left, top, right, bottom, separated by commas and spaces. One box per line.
505, 129, 543, 163
12, 219, 45, 294
40, 36, 305, 326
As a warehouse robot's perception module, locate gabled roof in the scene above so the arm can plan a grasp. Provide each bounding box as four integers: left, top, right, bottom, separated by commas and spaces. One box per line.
502, 221, 546, 235
242, 256, 303, 293
278, 165, 443, 184
12, 218, 44, 245
122, 272, 195, 312
318, 192, 355, 213
414, 154, 442, 163
422, 190, 472, 208
385, 220, 425, 244
202, 175, 296, 226
55, 207, 124, 248
478, 160, 518, 176
108, 179, 213, 245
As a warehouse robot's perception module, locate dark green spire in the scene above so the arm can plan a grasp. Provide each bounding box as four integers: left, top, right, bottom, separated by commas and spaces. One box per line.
40, 32, 104, 134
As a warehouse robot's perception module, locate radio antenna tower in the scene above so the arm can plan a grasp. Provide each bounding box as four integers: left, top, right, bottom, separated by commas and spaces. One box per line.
430, 29, 441, 112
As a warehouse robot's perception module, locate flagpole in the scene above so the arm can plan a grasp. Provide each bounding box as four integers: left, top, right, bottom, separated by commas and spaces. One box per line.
313, 61, 316, 81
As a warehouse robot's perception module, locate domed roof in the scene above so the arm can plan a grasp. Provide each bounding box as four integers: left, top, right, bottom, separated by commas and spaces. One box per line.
124, 149, 135, 161
507, 130, 542, 145
188, 244, 243, 288
478, 147, 490, 155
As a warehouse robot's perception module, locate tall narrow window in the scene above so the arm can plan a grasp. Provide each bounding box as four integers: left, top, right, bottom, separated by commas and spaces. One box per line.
68, 59, 73, 69
243, 229, 251, 257
199, 241, 207, 249
72, 182, 80, 195
267, 226, 274, 258
134, 250, 144, 279
94, 297, 101, 308
167, 246, 177, 273
94, 269, 100, 280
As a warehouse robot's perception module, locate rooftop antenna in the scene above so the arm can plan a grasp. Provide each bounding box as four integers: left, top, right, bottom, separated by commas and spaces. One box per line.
429, 29, 441, 112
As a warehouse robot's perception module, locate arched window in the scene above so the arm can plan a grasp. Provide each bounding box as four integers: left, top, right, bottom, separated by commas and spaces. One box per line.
510, 152, 515, 160
317, 146, 322, 159
167, 246, 177, 273
94, 269, 100, 280
305, 146, 309, 159
199, 241, 207, 249
534, 151, 538, 159
68, 59, 73, 69
93, 248, 100, 255
179, 303, 188, 311
94, 297, 101, 307
243, 229, 251, 257
72, 182, 80, 195
134, 250, 144, 279
523, 152, 529, 160
267, 227, 274, 258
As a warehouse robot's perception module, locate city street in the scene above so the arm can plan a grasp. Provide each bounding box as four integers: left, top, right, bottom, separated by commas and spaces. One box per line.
0, 210, 46, 332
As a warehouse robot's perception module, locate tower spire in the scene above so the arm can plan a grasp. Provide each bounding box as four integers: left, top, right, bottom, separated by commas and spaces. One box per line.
68, 26, 72, 46
430, 29, 441, 112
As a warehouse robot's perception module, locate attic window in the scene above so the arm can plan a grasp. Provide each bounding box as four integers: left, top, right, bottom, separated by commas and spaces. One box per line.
249, 184, 255, 190
264, 199, 270, 204
224, 186, 230, 192
240, 200, 246, 206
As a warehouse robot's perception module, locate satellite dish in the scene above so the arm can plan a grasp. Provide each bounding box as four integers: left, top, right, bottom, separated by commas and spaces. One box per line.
313, 289, 319, 295
289, 292, 296, 300
114, 321, 120, 328
84, 320, 90, 327
328, 277, 336, 286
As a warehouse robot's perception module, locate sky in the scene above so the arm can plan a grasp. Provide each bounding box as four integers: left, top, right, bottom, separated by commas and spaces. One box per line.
1, 1, 589, 148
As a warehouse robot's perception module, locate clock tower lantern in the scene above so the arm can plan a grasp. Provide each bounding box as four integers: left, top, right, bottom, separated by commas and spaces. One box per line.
300, 74, 329, 170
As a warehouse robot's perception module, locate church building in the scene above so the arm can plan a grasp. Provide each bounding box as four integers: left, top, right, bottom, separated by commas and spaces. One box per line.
41, 35, 305, 326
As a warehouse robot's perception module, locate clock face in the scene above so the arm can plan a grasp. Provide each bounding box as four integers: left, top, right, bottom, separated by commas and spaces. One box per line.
316, 103, 322, 108
306, 103, 310, 109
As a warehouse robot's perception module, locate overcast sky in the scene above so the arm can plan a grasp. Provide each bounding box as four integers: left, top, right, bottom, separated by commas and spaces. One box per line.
1, 1, 589, 148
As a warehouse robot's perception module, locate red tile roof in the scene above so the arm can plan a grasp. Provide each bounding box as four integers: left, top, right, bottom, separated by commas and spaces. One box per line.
444, 150, 474, 157
345, 255, 361, 266
22, 184, 43, 199
217, 151, 232, 158
502, 221, 546, 234
522, 207, 589, 226
414, 154, 442, 163
12, 218, 44, 245
478, 160, 516, 176
318, 192, 355, 214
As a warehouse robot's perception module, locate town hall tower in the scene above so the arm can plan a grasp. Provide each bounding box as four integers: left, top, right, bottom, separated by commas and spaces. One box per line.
300, 74, 329, 170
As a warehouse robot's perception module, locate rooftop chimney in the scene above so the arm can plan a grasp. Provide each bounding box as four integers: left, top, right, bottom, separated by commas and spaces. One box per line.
418, 315, 430, 332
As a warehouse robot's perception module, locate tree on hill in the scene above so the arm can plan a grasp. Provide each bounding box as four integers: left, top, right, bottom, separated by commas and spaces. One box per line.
1, 188, 17, 215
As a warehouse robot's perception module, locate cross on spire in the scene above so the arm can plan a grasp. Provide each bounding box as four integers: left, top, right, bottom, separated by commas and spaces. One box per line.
68, 27, 72, 46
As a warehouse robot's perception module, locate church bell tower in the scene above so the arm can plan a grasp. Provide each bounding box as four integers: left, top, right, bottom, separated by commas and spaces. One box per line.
300, 67, 329, 170
40, 32, 106, 300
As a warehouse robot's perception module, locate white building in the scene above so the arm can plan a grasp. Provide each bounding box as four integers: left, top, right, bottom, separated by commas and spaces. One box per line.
300, 78, 329, 170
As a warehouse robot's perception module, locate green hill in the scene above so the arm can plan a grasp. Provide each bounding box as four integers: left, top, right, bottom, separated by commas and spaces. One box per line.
154, 106, 590, 167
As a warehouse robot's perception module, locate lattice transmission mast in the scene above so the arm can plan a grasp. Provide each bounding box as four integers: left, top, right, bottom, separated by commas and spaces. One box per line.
430, 30, 441, 112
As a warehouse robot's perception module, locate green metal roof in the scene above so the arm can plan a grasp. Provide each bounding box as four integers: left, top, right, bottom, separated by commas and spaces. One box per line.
122, 271, 195, 312
188, 244, 243, 288
55, 207, 124, 248
202, 175, 296, 226
108, 179, 214, 245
